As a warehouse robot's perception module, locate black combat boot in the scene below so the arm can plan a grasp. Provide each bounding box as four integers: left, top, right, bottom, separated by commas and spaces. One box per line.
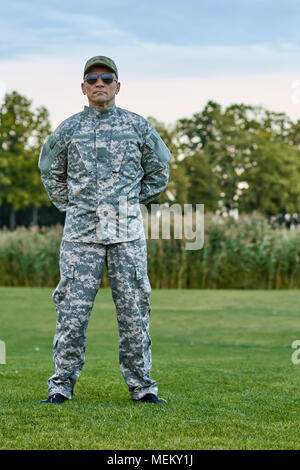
135, 393, 167, 404
41, 393, 68, 404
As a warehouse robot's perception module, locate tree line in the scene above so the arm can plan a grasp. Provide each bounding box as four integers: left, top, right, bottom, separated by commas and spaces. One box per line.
1, 91, 300, 230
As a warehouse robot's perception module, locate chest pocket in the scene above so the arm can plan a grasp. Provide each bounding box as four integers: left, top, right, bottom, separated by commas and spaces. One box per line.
69, 131, 142, 180
69, 133, 96, 175
112, 137, 142, 180
96, 133, 139, 181
97, 147, 116, 179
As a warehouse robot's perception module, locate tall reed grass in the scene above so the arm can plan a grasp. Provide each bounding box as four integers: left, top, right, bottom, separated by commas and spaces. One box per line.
0, 213, 299, 288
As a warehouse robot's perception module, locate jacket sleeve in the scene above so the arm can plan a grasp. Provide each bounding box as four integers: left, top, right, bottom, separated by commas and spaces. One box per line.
38, 129, 68, 212
139, 126, 171, 205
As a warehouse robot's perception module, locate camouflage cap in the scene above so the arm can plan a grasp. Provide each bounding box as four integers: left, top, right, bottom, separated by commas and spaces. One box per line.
83, 56, 118, 79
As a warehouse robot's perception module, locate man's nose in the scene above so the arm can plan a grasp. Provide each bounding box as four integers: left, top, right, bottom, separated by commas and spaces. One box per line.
95, 76, 106, 86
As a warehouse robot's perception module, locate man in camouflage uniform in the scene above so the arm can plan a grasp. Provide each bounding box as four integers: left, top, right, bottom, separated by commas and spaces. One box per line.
39, 56, 170, 404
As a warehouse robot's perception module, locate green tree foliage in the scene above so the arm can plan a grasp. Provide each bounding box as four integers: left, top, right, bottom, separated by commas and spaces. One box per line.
180, 150, 220, 211
287, 119, 300, 147
0, 91, 51, 228
238, 139, 300, 215
148, 116, 190, 205
176, 101, 300, 217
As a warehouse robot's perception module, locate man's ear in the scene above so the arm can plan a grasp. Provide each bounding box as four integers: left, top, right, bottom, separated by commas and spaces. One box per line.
81, 82, 86, 95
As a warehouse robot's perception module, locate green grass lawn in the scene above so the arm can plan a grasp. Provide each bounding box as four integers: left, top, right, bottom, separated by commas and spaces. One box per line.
1, 287, 300, 450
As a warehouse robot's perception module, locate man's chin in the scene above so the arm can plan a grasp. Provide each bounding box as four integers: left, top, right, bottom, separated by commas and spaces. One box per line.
91, 97, 108, 107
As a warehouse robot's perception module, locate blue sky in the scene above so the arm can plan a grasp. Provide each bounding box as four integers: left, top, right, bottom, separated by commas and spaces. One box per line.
0, 0, 299, 127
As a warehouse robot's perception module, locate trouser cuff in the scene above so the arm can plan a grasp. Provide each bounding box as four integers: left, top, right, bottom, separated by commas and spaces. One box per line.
47, 376, 74, 400
131, 386, 158, 401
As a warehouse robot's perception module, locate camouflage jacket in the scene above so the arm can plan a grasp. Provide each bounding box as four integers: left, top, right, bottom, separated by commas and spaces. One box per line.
38, 104, 171, 244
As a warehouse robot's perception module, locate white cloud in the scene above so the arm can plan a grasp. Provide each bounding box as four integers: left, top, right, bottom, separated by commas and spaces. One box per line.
0, 4, 139, 58
1, 3, 299, 78
0, 30, 299, 131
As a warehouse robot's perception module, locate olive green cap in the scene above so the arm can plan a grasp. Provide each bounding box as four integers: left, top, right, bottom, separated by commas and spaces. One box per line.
83, 56, 118, 79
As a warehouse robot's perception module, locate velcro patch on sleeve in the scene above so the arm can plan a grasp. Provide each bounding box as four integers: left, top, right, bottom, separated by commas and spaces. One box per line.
38, 134, 64, 171
145, 130, 171, 163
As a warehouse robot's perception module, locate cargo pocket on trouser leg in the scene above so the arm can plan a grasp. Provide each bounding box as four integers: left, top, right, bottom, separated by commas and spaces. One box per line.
52, 264, 75, 304
133, 238, 151, 295
135, 262, 152, 334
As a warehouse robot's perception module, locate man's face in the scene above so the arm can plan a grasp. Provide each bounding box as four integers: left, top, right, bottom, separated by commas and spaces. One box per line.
81, 66, 120, 109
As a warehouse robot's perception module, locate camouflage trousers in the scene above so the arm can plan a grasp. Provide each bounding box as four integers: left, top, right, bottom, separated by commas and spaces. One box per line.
47, 237, 158, 400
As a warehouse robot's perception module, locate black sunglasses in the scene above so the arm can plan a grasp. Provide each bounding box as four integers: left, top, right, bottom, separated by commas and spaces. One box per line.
84, 73, 117, 85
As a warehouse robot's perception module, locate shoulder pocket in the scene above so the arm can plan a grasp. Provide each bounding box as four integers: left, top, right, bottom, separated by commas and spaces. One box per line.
145, 130, 171, 164
38, 134, 65, 171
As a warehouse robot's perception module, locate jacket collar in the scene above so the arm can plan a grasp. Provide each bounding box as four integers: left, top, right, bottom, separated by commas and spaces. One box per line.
83, 103, 116, 119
